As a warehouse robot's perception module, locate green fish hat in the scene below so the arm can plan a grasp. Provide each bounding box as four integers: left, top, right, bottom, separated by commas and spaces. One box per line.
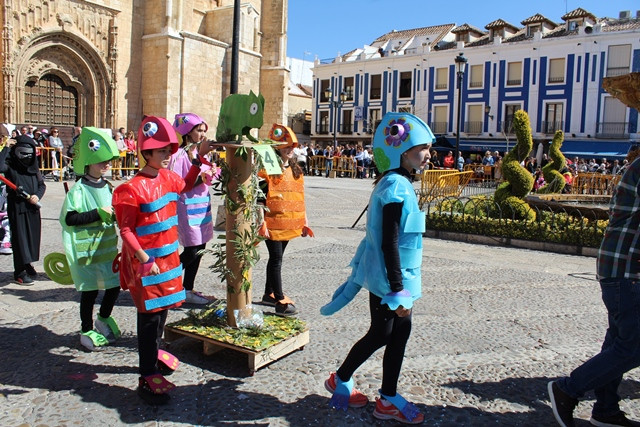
74, 127, 120, 175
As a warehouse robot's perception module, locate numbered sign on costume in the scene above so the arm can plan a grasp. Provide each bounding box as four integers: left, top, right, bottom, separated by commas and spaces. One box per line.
253, 145, 282, 175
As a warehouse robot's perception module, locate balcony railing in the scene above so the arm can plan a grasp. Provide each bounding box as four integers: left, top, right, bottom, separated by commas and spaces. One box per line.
435, 83, 447, 90
464, 121, 483, 134
548, 76, 564, 83
430, 121, 448, 134
507, 79, 522, 86
364, 120, 382, 135
469, 81, 483, 88
606, 67, 630, 77
541, 121, 564, 134
340, 124, 353, 134
501, 120, 515, 134
596, 122, 629, 139
316, 124, 329, 134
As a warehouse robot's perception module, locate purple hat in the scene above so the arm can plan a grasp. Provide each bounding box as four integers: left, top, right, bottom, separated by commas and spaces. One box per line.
173, 113, 208, 136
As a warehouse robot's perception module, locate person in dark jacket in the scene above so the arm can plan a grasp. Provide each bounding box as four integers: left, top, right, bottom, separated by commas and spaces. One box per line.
0, 135, 46, 284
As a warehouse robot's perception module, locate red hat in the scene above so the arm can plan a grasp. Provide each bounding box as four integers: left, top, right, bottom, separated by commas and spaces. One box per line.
138, 116, 178, 154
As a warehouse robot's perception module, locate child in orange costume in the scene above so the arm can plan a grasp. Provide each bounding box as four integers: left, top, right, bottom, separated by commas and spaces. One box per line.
258, 124, 313, 316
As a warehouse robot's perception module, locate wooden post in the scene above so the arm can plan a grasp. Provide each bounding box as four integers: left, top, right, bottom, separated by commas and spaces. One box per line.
225, 145, 253, 328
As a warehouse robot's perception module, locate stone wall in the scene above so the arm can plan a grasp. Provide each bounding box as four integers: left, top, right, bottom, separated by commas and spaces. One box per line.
2, 0, 287, 139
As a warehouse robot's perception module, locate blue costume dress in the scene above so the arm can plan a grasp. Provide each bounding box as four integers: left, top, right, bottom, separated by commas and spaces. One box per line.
321, 170, 425, 314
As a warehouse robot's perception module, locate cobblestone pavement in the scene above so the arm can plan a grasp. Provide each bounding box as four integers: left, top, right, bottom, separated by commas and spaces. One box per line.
1, 175, 636, 426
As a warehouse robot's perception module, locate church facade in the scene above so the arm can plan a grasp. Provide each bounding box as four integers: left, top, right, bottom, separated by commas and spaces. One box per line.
1, 0, 289, 138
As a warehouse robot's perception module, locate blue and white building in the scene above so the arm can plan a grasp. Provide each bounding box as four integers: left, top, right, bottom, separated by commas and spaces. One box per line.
311, 8, 640, 159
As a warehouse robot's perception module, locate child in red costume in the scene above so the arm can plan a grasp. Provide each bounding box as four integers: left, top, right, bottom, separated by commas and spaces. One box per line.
112, 116, 212, 405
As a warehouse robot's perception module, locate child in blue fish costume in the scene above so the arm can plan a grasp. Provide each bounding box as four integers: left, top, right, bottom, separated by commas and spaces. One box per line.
321, 112, 434, 425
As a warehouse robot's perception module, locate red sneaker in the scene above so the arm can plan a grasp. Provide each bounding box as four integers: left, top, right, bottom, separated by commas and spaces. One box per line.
324, 372, 369, 408
373, 397, 424, 424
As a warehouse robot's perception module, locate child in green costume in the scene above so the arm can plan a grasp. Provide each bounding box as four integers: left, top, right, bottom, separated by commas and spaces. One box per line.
59, 127, 122, 351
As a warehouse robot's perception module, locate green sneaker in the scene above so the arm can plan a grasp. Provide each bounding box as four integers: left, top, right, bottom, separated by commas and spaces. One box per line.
95, 315, 121, 343
80, 330, 109, 351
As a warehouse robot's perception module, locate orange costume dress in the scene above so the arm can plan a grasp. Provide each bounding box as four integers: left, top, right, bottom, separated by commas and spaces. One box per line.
259, 166, 306, 241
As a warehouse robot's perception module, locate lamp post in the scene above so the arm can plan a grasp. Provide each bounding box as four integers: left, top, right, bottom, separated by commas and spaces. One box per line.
324, 88, 347, 150
454, 53, 467, 167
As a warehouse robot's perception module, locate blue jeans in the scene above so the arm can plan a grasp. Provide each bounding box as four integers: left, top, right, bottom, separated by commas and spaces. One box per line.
558, 278, 640, 416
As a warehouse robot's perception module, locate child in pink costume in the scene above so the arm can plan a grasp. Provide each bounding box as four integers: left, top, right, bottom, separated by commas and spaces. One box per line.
170, 113, 218, 304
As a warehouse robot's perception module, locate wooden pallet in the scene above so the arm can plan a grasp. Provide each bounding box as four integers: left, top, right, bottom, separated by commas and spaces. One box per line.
164, 325, 309, 375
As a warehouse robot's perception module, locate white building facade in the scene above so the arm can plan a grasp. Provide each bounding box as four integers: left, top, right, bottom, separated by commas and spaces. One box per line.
311, 8, 640, 159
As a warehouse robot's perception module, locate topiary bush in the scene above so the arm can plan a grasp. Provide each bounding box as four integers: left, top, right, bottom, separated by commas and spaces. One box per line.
494, 110, 535, 220
537, 130, 567, 194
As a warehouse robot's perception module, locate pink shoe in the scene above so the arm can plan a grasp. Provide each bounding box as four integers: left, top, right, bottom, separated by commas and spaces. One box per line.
0, 242, 12, 255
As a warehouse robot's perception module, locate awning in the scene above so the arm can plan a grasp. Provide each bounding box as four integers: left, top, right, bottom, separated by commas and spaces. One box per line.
560, 140, 633, 160
434, 137, 513, 153
434, 136, 634, 159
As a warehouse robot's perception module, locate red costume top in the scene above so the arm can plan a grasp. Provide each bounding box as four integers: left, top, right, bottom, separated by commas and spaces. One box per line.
112, 169, 186, 313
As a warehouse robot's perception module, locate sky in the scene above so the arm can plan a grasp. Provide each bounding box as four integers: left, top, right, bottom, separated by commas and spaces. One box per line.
287, 0, 640, 61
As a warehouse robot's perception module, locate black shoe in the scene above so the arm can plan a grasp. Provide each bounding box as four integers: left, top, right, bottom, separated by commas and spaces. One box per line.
261, 293, 277, 307
25, 264, 38, 279
137, 377, 170, 405
591, 411, 640, 427
548, 381, 577, 427
275, 302, 298, 317
14, 272, 34, 286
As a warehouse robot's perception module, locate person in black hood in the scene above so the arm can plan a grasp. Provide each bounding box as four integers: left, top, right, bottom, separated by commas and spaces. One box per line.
0, 135, 46, 284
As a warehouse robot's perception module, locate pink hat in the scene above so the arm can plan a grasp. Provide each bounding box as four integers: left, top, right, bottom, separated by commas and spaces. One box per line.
138, 116, 178, 154
41, 129, 49, 134
173, 113, 208, 136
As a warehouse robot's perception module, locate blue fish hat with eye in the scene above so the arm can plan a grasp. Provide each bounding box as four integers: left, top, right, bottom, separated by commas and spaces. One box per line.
373, 112, 435, 173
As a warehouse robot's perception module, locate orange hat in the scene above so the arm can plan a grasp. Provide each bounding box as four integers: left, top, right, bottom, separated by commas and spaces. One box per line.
268, 124, 298, 148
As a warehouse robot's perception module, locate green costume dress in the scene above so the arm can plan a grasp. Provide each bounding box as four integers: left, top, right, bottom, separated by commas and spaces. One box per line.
60, 181, 119, 291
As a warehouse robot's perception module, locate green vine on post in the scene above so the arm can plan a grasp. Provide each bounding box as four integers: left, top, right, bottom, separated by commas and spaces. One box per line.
208, 149, 267, 294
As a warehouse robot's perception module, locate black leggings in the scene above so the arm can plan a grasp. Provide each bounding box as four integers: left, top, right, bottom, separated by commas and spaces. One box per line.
337, 292, 412, 397
137, 309, 168, 376
264, 239, 289, 301
180, 243, 206, 291
80, 287, 120, 333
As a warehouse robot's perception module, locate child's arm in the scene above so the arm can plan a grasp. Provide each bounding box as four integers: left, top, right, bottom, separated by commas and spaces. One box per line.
182, 142, 213, 192
381, 202, 404, 292
116, 202, 160, 275
65, 209, 101, 226
380, 201, 413, 314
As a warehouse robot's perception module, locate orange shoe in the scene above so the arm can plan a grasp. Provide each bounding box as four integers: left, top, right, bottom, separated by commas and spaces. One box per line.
373, 397, 424, 424
324, 372, 368, 408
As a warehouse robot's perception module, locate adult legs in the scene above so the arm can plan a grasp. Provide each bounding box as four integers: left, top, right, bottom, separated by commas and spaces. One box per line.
137, 309, 168, 376
557, 278, 640, 416
265, 239, 289, 300
180, 243, 206, 292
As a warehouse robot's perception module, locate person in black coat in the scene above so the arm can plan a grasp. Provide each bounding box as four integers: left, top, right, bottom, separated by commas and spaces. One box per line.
0, 135, 46, 284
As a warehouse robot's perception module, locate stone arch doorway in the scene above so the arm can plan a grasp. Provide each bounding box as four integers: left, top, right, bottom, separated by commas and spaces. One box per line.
13, 31, 114, 128
24, 74, 78, 126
